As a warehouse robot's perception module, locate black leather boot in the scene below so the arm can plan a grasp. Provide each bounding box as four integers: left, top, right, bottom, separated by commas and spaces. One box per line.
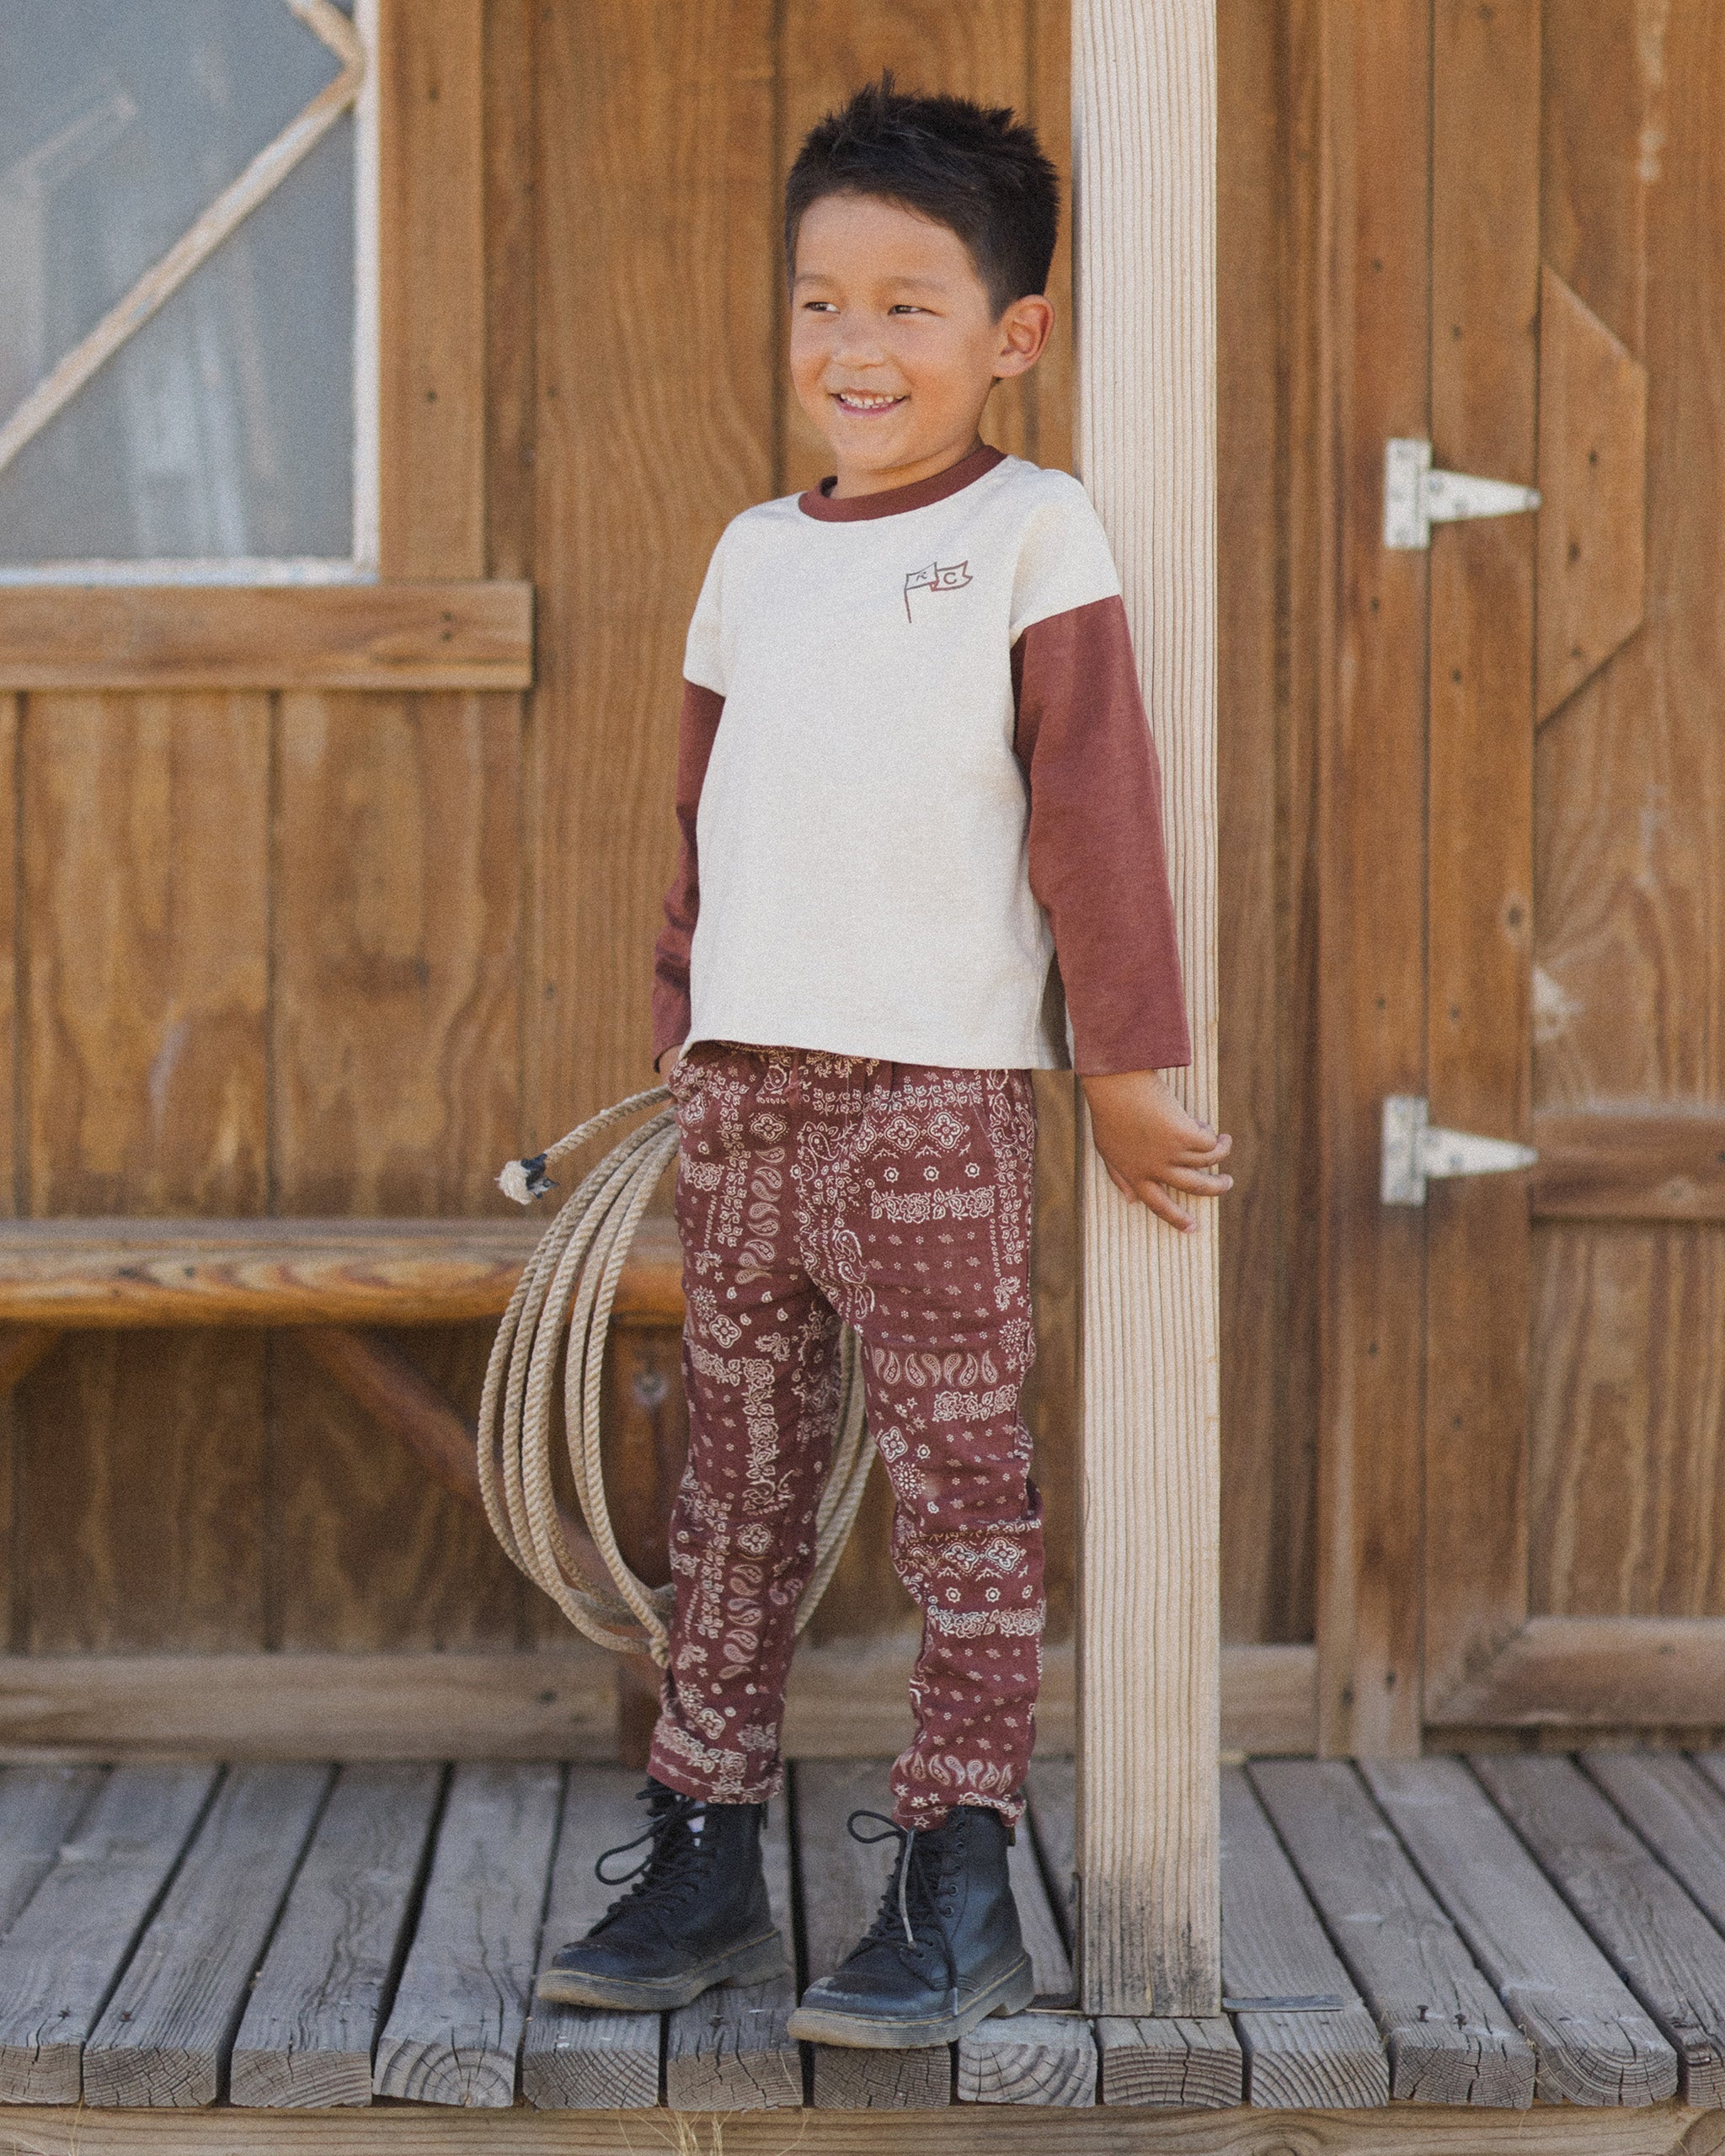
787, 1804, 1033, 2047
535, 1777, 787, 2011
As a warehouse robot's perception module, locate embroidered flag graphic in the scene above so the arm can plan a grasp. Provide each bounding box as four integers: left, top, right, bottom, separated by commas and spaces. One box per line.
903, 558, 973, 622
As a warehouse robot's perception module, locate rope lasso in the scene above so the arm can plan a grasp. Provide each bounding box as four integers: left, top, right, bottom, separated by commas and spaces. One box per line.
479, 1085, 873, 1668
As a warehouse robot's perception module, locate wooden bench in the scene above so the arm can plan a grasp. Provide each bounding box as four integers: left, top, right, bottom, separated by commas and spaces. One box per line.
0, 1213, 687, 1630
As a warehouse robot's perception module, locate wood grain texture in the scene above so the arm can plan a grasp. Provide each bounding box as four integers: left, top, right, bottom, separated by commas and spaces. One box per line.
959, 2010, 1097, 2105
0, 1652, 612, 1762
17, 1330, 266, 1652
795, 1758, 953, 2110
0, 1764, 216, 2104
665, 1796, 800, 2111
1530, 1111, 1725, 1221
0, 587, 533, 693
528, 0, 775, 1134
1474, 1752, 1725, 2104
273, 691, 521, 1218
1072, 0, 1220, 2017
373, 1761, 563, 2106
0, 1764, 100, 1936
23, 692, 268, 1215
270, 1326, 525, 1653
230, 1763, 443, 2108
83, 1763, 329, 2108
270, 684, 525, 1652
0, 1218, 542, 1327
1429, 1618, 1725, 1726
1249, 1760, 1533, 2106
1027, 1753, 1078, 1946
1362, 1757, 1677, 2105
0, 2109, 1722, 2156
1218, 1768, 1388, 2111
17, 690, 270, 1656
1032, 0, 1076, 477
1096, 2015, 1243, 2108
377, 0, 486, 577
1535, 266, 1648, 726
1422, 0, 1540, 1724
1216, 0, 1314, 1652
1584, 1751, 1725, 1942
1311, 0, 1429, 1759
482, 0, 537, 584
1529, 1228, 1725, 1623
521, 1765, 660, 2111
1530, 6, 1725, 1637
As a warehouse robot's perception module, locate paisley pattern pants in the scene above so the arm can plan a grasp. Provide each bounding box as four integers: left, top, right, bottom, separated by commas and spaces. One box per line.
647, 1043, 1044, 1828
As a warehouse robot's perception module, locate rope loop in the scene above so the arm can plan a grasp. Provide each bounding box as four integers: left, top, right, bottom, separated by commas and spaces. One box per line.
478, 1088, 873, 1666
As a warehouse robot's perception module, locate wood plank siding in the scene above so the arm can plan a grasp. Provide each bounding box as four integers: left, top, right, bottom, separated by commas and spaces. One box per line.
3, 1, 1313, 1682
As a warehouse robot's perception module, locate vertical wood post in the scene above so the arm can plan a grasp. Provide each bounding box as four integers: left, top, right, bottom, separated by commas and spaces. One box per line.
1071, 0, 1220, 2017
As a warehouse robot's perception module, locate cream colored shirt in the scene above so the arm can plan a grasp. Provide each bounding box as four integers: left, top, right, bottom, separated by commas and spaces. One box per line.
679, 452, 1127, 1069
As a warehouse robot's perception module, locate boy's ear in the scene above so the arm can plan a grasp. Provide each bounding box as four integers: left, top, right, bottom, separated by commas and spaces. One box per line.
992, 294, 1055, 379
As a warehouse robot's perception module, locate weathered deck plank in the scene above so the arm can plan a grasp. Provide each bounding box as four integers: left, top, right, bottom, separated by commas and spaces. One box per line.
1, 2097, 1722, 2151
1363, 1757, 1678, 2105
229, 1764, 443, 2108
83, 1764, 330, 2107
1096, 2015, 1243, 2108
0, 1764, 216, 2103
0, 1764, 101, 1935
1025, 1753, 1077, 1944
372, 1761, 563, 2108
959, 2010, 1097, 2105
1220, 1766, 1389, 2109
1474, 1753, 1725, 2105
665, 1790, 800, 2111
1251, 1758, 1533, 2105
521, 1765, 662, 2111
1586, 1752, 1725, 1939
796, 1759, 952, 2110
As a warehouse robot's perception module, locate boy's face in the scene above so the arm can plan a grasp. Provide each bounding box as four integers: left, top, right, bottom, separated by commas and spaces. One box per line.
789, 192, 1051, 496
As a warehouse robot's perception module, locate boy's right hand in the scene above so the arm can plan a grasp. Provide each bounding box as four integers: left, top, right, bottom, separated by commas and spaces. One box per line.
660, 1043, 684, 1083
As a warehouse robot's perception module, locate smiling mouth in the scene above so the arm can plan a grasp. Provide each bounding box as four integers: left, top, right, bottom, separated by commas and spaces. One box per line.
831, 389, 907, 415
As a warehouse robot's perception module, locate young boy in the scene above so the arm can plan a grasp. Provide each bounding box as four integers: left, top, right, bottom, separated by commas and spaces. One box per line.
537, 77, 1231, 2048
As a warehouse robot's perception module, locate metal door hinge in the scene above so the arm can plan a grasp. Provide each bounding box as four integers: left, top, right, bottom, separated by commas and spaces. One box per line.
1381, 1096, 1539, 1206
1383, 438, 1542, 549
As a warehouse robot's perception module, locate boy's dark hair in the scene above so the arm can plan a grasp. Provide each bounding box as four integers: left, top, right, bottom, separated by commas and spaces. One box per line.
784, 74, 1059, 318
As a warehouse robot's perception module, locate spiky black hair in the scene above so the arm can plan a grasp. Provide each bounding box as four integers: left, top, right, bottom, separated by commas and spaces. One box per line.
784, 73, 1060, 318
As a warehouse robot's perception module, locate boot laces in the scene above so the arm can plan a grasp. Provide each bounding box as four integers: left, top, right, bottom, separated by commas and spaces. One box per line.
590, 1782, 711, 1932
846, 1809, 962, 2012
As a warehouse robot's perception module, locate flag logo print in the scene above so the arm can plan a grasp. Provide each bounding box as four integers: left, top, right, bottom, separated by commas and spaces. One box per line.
903, 558, 974, 622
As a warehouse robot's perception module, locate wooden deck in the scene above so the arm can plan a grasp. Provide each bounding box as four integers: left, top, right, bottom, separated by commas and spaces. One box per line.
3, 1750, 1725, 2153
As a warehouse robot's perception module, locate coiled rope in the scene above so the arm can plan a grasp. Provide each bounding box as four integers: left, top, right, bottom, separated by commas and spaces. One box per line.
479, 1085, 873, 1668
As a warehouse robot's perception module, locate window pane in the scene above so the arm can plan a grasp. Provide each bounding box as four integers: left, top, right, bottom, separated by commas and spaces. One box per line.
0, 0, 356, 565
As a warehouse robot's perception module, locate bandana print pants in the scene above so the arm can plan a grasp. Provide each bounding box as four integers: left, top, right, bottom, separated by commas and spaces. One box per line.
646, 1043, 1044, 1828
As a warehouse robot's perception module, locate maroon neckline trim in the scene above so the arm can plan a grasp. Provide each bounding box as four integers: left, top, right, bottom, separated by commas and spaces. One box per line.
797, 442, 1007, 522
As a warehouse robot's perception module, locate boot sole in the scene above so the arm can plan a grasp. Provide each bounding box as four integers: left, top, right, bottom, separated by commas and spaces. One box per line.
785, 1951, 1035, 2049
534, 1925, 788, 2012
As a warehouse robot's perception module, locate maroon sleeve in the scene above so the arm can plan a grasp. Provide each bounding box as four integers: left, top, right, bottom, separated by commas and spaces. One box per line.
1012, 595, 1193, 1074
651, 679, 725, 1069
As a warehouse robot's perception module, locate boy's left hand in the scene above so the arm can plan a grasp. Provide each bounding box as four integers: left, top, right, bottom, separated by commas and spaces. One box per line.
1080, 1069, 1233, 1233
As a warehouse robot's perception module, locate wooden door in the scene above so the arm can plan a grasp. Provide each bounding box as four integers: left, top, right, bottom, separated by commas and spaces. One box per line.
1317, 0, 1725, 1753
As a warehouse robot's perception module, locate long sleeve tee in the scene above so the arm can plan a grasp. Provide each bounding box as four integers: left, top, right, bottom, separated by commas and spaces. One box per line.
651, 443, 1191, 1077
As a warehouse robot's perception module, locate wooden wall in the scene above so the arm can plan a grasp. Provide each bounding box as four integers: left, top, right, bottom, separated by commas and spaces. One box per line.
1, 0, 1322, 1667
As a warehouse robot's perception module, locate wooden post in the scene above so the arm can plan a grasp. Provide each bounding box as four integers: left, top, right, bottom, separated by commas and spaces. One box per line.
1071, 0, 1220, 2015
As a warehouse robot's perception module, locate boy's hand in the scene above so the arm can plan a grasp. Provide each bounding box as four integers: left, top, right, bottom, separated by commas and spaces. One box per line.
660, 1043, 684, 1082
1080, 1069, 1232, 1233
